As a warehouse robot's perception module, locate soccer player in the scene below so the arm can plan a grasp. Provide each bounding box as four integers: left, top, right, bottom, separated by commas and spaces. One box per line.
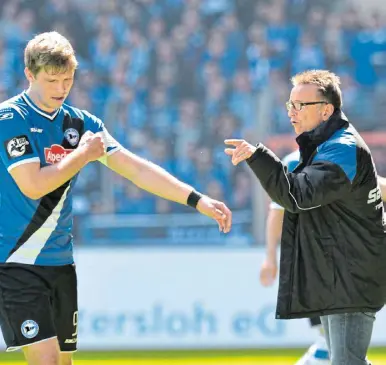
260, 150, 329, 365
0, 32, 232, 365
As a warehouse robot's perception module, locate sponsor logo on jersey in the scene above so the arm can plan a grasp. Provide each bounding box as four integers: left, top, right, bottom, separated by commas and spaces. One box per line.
30, 127, 43, 133
64, 128, 79, 146
44, 144, 73, 164
64, 338, 77, 344
5, 135, 33, 159
21, 320, 39, 339
0, 112, 13, 120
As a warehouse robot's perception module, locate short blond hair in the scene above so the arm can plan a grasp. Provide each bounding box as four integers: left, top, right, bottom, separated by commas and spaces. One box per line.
24, 31, 78, 76
291, 70, 342, 109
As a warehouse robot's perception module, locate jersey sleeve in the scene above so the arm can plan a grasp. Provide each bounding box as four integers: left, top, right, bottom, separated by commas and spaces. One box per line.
0, 108, 40, 172
82, 110, 121, 156
269, 201, 284, 210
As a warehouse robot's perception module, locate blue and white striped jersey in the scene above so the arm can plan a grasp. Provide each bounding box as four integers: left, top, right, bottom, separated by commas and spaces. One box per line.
269, 150, 300, 211
0, 92, 120, 265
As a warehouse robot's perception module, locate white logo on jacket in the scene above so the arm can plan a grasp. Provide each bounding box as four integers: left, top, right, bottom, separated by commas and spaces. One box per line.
368, 186, 383, 210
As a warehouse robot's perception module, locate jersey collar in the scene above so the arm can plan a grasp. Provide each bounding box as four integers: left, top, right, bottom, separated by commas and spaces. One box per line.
22, 92, 61, 121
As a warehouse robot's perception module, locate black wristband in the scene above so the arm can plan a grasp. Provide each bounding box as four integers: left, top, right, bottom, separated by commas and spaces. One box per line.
187, 190, 203, 209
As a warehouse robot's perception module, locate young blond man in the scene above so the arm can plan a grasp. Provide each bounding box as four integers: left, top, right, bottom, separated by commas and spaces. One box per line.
0, 32, 232, 365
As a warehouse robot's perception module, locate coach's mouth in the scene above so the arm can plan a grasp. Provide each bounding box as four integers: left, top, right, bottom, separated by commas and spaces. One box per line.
52, 96, 65, 101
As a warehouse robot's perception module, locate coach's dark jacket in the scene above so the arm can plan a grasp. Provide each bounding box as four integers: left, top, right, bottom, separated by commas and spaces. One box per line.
247, 110, 386, 319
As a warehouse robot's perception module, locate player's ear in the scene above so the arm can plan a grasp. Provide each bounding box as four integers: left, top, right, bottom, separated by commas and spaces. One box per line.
24, 67, 35, 83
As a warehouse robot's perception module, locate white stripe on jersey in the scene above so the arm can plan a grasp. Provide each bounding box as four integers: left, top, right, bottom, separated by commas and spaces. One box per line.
269, 201, 284, 210
22, 94, 60, 120
106, 147, 121, 156
97, 128, 122, 164
99, 128, 121, 151
6, 185, 71, 264
7, 157, 40, 172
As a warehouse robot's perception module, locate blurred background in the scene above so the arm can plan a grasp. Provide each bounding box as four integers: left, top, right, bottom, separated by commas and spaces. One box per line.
1, 0, 386, 363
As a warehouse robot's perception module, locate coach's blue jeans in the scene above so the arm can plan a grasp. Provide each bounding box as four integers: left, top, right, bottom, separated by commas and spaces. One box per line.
320, 312, 375, 365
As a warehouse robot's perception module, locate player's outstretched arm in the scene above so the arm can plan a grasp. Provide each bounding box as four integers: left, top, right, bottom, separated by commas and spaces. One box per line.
10, 134, 105, 200
104, 148, 232, 233
378, 176, 386, 201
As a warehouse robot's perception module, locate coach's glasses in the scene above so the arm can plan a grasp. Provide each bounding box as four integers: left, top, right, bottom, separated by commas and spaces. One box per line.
286, 100, 328, 112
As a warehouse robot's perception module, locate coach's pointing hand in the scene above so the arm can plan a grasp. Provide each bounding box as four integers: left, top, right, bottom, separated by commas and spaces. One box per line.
224, 139, 256, 166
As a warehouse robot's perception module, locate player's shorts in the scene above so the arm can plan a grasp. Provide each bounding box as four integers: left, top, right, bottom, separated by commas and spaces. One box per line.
309, 316, 322, 327
0, 263, 78, 352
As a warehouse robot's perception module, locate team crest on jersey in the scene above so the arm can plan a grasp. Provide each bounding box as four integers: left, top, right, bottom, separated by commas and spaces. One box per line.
45, 144, 73, 164
5, 135, 33, 159
21, 320, 39, 339
64, 128, 79, 146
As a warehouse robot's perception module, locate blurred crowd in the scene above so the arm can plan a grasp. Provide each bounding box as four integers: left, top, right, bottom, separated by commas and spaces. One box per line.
1, 0, 386, 219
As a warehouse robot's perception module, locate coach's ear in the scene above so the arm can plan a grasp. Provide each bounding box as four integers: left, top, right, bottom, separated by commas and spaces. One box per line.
323, 103, 335, 121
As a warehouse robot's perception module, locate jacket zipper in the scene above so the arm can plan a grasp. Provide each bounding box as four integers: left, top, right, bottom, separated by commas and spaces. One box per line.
286, 148, 318, 315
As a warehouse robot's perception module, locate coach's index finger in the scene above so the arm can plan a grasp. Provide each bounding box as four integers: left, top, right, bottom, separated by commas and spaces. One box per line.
224, 139, 244, 146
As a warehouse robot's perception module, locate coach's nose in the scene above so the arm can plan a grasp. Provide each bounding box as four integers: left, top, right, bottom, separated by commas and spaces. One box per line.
287, 105, 297, 119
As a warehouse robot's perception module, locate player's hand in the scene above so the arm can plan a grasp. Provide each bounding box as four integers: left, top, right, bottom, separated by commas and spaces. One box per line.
196, 196, 232, 233
79, 130, 94, 147
80, 132, 105, 162
224, 139, 257, 166
260, 258, 278, 287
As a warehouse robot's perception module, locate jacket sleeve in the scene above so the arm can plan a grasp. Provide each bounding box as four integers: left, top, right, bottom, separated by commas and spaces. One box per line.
246, 143, 356, 213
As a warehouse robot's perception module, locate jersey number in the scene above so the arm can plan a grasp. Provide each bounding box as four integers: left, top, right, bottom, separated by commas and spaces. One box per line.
72, 311, 78, 337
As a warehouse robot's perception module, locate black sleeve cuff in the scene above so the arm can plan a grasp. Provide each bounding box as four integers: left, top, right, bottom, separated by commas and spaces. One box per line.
246, 143, 264, 165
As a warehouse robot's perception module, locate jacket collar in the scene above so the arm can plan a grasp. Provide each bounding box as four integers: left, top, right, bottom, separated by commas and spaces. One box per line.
296, 109, 349, 151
